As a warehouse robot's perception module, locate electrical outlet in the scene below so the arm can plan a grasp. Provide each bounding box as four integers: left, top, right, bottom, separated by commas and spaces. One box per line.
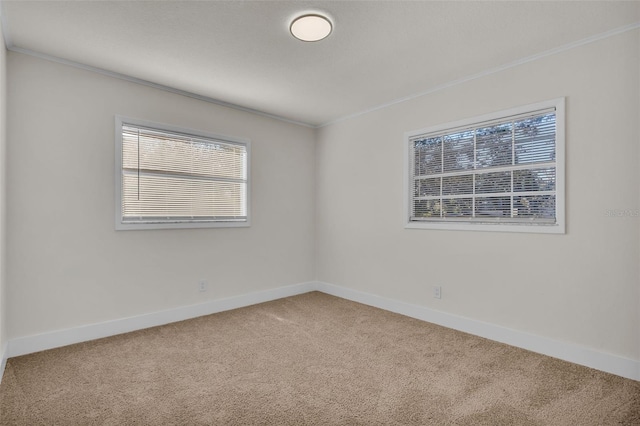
198, 280, 208, 292
433, 286, 441, 299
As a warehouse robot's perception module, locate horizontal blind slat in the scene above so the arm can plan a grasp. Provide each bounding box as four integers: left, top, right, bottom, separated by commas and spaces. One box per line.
121, 123, 248, 224
408, 108, 557, 224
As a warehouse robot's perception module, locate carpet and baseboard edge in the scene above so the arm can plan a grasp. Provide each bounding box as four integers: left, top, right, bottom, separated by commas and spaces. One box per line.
0, 342, 7, 385
3, 280, 639, 382
315, 282, 640, 382
6, 282, 317, 359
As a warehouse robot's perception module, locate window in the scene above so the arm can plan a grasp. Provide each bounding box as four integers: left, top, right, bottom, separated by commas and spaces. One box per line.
405, 98, 564, 233
115, 116, 250, 230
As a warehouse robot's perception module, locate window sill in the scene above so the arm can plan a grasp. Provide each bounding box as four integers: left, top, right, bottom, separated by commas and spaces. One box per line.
405, 221, 564, 234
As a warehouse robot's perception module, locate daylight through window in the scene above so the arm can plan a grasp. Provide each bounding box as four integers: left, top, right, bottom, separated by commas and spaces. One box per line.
406, 99, 564, 233
116, 117, 250, 230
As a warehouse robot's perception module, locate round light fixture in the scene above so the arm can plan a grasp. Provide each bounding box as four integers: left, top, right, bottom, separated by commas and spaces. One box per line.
290, 14, 332, 42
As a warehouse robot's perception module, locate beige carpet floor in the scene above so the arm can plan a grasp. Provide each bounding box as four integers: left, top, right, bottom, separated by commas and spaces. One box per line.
1, 291, 639, 425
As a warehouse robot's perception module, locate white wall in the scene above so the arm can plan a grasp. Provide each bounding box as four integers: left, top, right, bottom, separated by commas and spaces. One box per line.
6, 52, 315, 339
316, 30, 640, 361
0, 17, 7, 355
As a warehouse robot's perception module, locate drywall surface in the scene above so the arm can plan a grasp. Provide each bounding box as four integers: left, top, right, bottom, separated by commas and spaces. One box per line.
7, 52, 315, 339
316, 30, 640, 361
0, 19, 6, 353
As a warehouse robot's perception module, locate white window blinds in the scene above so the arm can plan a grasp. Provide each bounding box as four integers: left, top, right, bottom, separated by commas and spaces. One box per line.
406, 99, 564, 232
116, 118, 249, 229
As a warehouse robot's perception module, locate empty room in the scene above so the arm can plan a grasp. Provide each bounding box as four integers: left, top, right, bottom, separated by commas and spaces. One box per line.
0, 0, 639, 424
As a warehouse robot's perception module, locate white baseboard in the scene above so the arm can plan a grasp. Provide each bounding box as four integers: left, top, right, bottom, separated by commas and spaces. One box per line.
0, 341, 7, 385
314, 281, 639, 381
7, 281, 317, 358
4, 280, 639, 382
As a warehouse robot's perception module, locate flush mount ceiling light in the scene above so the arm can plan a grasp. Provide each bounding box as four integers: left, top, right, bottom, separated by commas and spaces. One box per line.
290, 14, 332, 42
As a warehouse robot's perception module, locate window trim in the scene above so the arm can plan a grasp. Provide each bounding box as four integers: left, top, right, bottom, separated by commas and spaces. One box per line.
115, 116, 251, 230
404, 98, 565, 234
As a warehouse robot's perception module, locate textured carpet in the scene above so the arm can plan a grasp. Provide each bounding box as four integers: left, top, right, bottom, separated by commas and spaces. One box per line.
1, 291, 639, 425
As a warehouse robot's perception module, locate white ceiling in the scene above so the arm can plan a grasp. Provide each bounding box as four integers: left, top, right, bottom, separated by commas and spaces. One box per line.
1, 1, 639, 127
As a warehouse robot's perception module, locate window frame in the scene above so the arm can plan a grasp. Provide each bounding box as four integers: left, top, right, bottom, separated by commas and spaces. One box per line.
115, 116, 251, 231
404, 98, 565, 234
